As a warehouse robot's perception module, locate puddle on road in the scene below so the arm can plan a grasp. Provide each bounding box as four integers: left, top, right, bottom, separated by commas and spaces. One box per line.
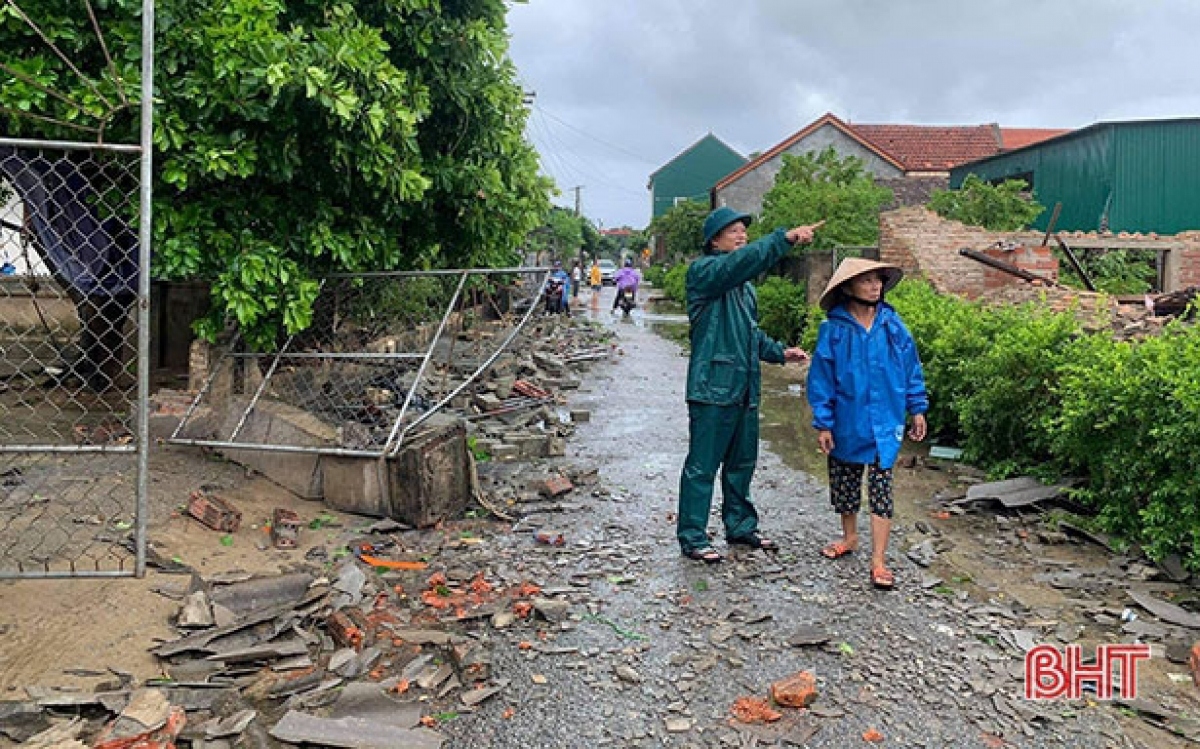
569, 288, 688, 332
760, 368, 829, 480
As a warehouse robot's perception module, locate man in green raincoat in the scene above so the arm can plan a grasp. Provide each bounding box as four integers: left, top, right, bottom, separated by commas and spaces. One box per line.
677, 207, 822, 563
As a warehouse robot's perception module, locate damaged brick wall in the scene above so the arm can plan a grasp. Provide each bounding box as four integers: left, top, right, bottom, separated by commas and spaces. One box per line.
879, 206, 1200, 297
878, 207, 1044, 297
1168, 231, 1200, 289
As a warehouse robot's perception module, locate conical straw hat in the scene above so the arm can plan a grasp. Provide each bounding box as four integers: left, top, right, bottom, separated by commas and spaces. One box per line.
818, 257, 903, 311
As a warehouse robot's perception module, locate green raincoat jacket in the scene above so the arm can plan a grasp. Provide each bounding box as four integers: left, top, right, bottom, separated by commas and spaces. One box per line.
684, 229, 793, 406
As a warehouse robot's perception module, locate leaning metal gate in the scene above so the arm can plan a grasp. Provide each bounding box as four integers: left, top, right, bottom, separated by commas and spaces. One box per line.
0, 2, 155, 578
167, 268, 550, 500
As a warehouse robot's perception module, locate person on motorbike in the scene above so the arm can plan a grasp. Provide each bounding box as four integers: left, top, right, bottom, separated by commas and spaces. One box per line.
545, 260, 571, 315
611, 257, 641, 314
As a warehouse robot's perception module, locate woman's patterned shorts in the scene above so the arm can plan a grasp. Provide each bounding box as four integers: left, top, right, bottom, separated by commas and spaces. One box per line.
827, 455, 894, 518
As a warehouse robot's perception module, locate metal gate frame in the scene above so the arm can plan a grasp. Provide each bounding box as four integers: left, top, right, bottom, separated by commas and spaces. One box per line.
0, 0, 154, 578
167, 267, 551, 464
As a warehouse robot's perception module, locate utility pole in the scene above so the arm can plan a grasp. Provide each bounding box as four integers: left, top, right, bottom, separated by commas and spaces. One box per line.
570, 185, 585, 275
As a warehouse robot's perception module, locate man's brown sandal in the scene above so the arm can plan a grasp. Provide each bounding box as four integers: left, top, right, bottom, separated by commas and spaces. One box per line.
728, 532, 778, 551
683, 546, 724, 564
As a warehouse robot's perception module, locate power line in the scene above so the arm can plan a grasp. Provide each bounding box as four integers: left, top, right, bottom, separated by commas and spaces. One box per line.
534, 105, 661, 167
533, 104, 743, 189
528, 109, 646, 198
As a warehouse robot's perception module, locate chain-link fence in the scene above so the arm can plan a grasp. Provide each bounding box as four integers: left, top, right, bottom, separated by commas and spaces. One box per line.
171, 268, 550, 460
0, 142, 146, 578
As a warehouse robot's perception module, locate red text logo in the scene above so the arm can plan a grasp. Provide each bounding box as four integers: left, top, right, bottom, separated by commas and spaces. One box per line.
1025, 644, 1150, 700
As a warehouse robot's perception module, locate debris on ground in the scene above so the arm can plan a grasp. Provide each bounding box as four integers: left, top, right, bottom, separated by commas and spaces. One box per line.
271, 507, 302, 549
730, 696, 782, 724
771, 671, 818, 708
186, 491, 242, 533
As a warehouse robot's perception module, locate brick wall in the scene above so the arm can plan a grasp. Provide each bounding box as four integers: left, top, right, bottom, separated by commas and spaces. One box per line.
880, 206, 1200, 296
879, 206, 1043, 297
878, 175, 949, 211
1175, 232, 1200, 289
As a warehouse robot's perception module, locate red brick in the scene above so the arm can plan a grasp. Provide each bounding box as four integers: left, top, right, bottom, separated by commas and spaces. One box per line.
771, 671, 818, 708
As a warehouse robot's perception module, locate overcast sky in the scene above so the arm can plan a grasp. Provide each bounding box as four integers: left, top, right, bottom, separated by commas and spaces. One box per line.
506, 0, 1200, 230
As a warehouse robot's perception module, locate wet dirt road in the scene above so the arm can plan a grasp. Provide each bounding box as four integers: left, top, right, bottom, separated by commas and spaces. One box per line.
441, 288, 1137, 748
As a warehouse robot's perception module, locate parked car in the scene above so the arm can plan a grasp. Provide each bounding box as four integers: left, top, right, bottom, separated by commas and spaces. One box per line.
598, 259, 617, 285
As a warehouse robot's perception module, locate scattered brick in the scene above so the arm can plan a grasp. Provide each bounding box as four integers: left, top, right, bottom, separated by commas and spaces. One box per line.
771, 670, 819, 708
186, 491, 242, 533
539, 474, 574, 498
1189, 642, 1200, 688
731, 696, 782, 724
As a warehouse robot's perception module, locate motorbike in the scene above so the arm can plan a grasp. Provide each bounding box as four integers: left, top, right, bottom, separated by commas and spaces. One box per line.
614, 287, 636, 316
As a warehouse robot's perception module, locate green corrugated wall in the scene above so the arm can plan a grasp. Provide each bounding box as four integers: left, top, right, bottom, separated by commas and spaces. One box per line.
650, 135, 746, 219
1111, 120, 1200, 233
950, 119, 1200, 233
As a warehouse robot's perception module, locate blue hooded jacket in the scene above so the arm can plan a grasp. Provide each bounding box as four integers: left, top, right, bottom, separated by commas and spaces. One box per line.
806, 302, 928, 469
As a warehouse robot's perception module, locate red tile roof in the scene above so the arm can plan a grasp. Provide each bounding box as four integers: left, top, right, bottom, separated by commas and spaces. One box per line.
714, 113, 1072, 191
847, 123, 1001, 171
999, 128, 1071, 150
715, 114, 899, 190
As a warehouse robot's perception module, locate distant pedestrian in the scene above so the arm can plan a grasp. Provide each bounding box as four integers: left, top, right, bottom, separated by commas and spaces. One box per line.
676, 207, 820, 564
806, 258, 928, 590
571, 261, 582, 298
589, 259, 602, 292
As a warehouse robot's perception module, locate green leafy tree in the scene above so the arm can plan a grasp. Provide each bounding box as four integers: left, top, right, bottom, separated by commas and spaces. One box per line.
648, 199, 709, 263
928, 174, 1044, 231
625, 227, 650, 257
580, 219, 601, 259
526, 206, 583, 262
1059, 249, 1158, 295
0, 0, 549, 349
753, 148, 893, 248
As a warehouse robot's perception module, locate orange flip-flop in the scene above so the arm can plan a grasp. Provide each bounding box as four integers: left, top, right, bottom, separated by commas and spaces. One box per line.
871, 566, 895, 590
820, 540, 855, 559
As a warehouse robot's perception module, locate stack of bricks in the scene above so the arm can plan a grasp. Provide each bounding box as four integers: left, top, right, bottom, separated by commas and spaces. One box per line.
981, 243, 1059, 290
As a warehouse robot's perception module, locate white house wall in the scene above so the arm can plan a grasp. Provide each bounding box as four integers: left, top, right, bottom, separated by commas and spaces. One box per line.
715, 123, 904, 216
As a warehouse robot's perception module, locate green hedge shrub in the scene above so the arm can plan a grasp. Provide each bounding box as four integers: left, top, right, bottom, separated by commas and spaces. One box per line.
755, 276, 808, 345
662, 263, 688, 304
1050, 325, 1200, 563
887, 278, 1200, 568
642, 264, 667, 288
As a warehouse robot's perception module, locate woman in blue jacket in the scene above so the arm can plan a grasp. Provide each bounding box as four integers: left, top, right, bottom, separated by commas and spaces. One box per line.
806, 258, 928, 589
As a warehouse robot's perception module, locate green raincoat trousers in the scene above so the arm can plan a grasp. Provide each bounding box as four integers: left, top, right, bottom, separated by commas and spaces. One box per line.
677, 229, 794, 552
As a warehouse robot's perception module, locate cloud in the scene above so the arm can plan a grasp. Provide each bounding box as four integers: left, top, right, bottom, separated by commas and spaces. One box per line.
508, 0, 1200, 229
